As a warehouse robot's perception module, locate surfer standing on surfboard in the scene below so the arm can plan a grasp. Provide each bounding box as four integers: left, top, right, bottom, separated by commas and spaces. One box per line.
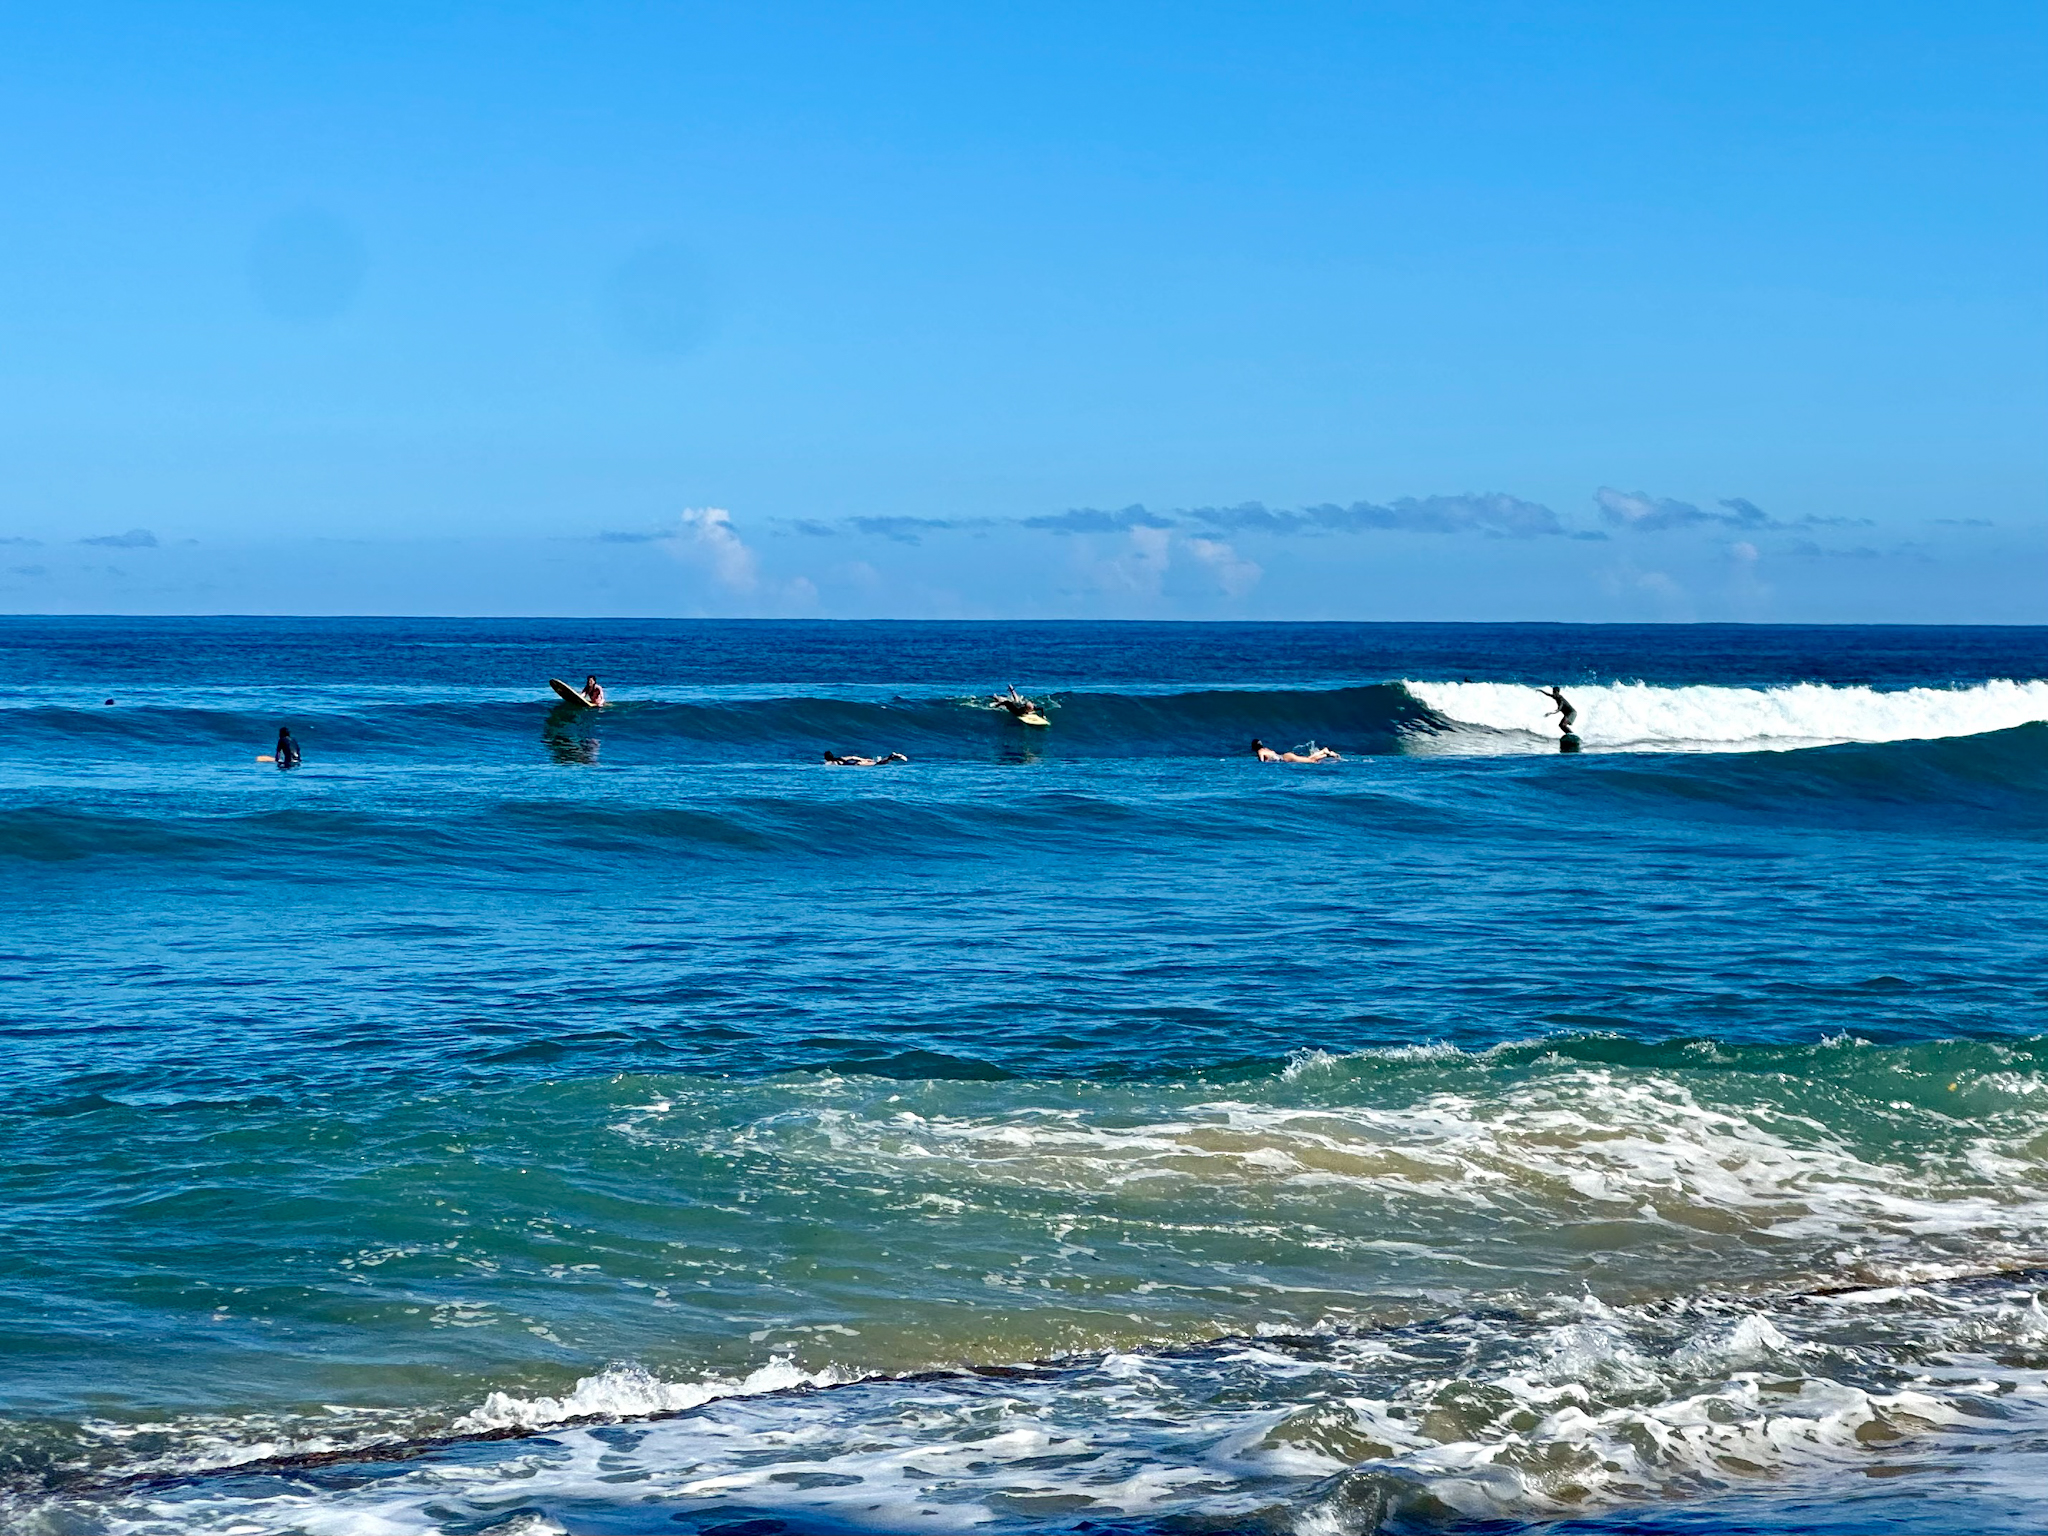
1541, 686, 1576, 736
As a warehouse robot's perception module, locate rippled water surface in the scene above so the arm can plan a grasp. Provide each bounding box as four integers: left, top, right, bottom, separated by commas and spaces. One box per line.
3, 618, 2047, 1534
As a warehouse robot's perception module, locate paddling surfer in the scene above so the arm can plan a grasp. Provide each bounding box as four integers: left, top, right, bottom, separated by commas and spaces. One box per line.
1252, 739, 1340, 763
823, 751, 908, 766
1541, 686, 1577, 736
990, 685, 1039, 720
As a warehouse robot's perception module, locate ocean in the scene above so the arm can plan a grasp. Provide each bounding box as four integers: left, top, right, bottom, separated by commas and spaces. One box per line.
4, 617, 2048, 1535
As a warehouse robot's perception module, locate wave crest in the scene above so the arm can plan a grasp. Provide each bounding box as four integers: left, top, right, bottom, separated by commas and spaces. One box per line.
456, 1359, 845, 1433
1410, 678, 2048, 750
9, 678, 2048, 761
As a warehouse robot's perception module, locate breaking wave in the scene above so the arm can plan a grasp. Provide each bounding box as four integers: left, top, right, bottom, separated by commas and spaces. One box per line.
19, 1277, 2048, 1534
1410, 677, 2048, 751
5, 677, 2046, 764
12, 1034, 2048, 1531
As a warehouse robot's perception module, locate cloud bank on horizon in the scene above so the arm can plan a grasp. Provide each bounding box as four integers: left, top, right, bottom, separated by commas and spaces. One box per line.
0, 482, 2026, 621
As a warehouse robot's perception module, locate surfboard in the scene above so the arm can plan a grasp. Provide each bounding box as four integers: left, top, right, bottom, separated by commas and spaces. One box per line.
256, 754, 275, 762
989, 699, 1050, 727
549, 678, 594, 708
1559, 734, 1581, 753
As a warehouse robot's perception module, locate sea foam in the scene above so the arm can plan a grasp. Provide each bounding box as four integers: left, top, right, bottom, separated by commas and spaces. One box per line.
1408, 678, 2048, 750
45, 1279, 2048, 1536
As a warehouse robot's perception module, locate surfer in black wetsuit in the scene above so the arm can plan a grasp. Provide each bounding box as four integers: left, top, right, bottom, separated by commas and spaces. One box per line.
275, 726, 300, 769
823, 751, 908, 766
582, 675, 606, 706
990, 685, 1039, 720
1541, 687, 1577, 736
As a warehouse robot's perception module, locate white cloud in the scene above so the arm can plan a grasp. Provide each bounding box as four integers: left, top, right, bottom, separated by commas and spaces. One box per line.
1726, 539, 1769, 617
1598, 559, 1694, 620
1182, 536, 1261, 597
1077, 525, 1174, 597
1597, 487, 1782, 533
1067, 528, 1262, 606
672, 506, 758, 593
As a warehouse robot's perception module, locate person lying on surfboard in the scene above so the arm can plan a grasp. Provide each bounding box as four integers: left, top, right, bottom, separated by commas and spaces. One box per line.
989, 685, 1040, 719
1251, 739, 1340, 763
823, 751, 908, 766
583, 675, 605, 706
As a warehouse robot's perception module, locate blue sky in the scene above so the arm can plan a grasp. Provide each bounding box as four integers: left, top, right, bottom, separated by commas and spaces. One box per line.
0, 1, 2041, 620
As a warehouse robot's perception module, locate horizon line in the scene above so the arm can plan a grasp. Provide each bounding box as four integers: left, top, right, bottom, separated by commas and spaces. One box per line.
3, 614, 2046, 631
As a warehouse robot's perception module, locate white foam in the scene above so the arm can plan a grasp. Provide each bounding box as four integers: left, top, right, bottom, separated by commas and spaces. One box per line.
1407, 678, 2048, 751
38, 1064, 2048, 1533
63, 1282, 2048, 1536
762, 1068, 2048, 1287
455, 1358, 845, 1433
1280, 1042, 1465, 1078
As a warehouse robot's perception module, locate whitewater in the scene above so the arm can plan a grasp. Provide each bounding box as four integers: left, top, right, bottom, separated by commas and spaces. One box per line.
3, 618, 2047, 1535
1410, 677, 2048, 751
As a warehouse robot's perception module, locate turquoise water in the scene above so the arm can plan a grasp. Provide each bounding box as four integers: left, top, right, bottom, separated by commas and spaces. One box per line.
4, 619, 2048, 1534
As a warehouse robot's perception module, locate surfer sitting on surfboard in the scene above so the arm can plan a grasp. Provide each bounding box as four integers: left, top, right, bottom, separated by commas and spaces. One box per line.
274, 726, 300, 769
546, 676, 606, 708
823, 751, 908, 766
1252, 739, 1340, 763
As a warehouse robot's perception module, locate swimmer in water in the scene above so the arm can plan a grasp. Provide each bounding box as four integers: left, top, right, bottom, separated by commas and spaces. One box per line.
823, 750, 908, 766
1541, 686, 1577, 736
582, 675, 606, 706
274, 726, 301, 769
1251, 739, 1341, 763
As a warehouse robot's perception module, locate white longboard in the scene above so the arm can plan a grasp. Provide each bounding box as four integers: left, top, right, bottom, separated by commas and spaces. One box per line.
549, 678, 595, 708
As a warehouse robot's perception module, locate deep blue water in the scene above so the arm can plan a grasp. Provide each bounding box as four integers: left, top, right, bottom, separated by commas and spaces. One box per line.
3, 619, 2048, 1535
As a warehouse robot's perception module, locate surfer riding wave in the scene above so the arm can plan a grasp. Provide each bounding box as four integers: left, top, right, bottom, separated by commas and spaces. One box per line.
990, 685, 1043, 721
1542, 686, 1576, 736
